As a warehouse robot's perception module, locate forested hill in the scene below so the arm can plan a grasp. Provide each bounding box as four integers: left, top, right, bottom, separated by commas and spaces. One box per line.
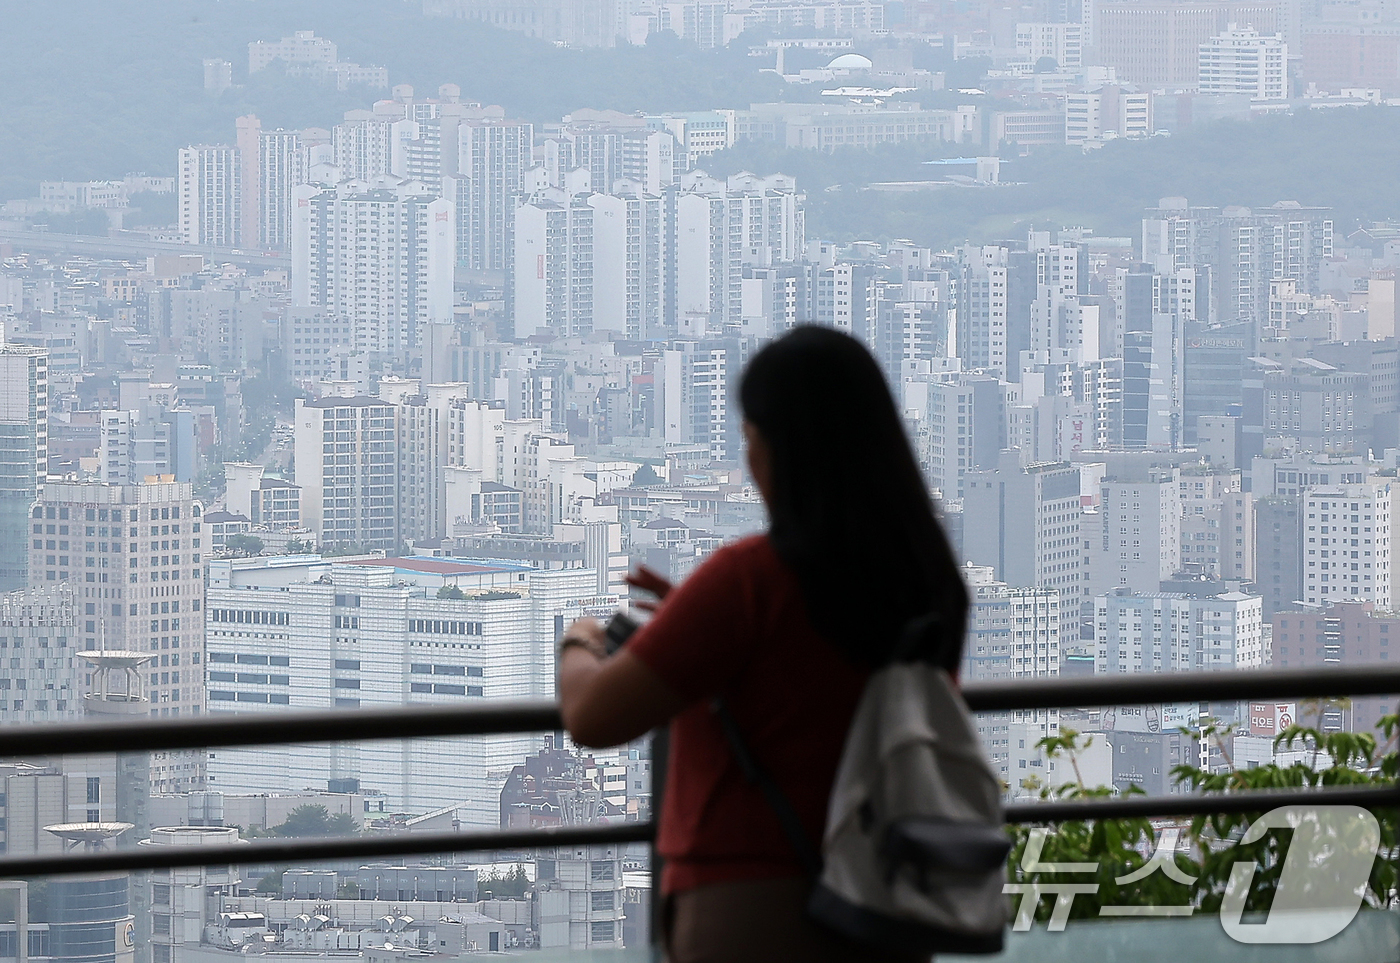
0, 0, 785, 199
702, 107, 1400, 247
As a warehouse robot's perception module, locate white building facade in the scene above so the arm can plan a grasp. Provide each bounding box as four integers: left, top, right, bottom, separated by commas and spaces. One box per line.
291, 180, 454, 365
1199, 27, 1288, 101
1302, 484, 1393, 609
204, 556, 618, 825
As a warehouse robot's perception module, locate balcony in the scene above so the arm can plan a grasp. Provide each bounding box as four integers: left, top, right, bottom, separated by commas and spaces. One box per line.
3, 665, 1400, 959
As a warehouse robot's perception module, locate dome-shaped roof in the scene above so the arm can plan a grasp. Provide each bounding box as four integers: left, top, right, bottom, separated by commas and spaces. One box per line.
827, 53, 872, 71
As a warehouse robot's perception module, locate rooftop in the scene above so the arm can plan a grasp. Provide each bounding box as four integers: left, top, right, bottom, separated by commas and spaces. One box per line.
355, 556, 533, 577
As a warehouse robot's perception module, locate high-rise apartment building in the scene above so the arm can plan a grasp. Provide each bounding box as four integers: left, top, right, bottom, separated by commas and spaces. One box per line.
1093, 590, 1264, 672
30, 480, 206, 723
258, 126, 308, 251
448, 118, 535, 273
1272, 602, 1398, 732
333, 110, 397, 182
1178, 468, 1255, 579
512, 185, 670, 341
1200, 26, 1289, 100
1301, 484, 1392, 609
0, 344, 47, 592
963, 456, 1084, 603
659, 339, 744, 462
177, 145, 241, 246
1256, 494, 1302, 617
512, 194, 597, 340
1090, 466, 1182, 596
961, 565, 1062, 784
547, 117, 678, 195
919, 375, 1002, 501
290, 180, 455, 364
673, 172, 806, 329
1142, 198, 1333, 332
293, 396, 400, 552
97, 408, 198, 486
956, 246, 1011, 378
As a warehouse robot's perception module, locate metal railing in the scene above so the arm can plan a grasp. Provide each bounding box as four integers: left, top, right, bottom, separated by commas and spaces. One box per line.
1, 664, 1398, 879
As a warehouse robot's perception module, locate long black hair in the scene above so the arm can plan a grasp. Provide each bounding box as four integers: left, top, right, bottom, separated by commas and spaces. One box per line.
738, 325, 967, 670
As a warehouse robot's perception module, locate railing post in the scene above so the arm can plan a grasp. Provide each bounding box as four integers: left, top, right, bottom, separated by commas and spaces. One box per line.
649, 725, 669, 959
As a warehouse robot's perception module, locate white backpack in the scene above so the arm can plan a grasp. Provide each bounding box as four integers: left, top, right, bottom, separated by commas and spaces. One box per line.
715, 649, 1009, 954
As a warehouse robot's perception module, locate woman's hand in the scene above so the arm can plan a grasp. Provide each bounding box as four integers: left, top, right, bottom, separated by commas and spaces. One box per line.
557, 605, 684, 749
625, 565, 674, 613
560, 616, 609, 659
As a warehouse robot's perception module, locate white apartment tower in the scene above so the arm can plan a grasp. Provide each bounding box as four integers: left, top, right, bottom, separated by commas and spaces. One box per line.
957, 246, 1010, 378
1094, 591, 1264, 673
1301, 484, 1392, 609
660, 341, 742, 462
258, 128, 307, 251
589, 188, 667, 340
961, 567, 1062, 784
0, 345, 47, 592
293, 396, 401, 552
177, 145, 241, 246
449, 118, 535, 272
376, 381, 477, 545
333, 112, 396, 182
673, 172, 805, 329
1199, 26, 1288, 101
547, 121, 677, 195
291, 180, 454, 364
1091, 467, 1183, 597
513, 196, 597, 339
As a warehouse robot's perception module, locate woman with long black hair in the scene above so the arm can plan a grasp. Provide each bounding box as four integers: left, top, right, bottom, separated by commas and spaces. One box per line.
557, 325, 968, 962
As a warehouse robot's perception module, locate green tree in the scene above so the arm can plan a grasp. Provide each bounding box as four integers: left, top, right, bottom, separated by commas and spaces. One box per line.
631, 463, 662, 487
478, 864, 530, 900
270, 804, 358, 838
437, 585, 466, 600
1007, 715, 1400, 924
284, 538, 313, 554
223, 533, 264, 557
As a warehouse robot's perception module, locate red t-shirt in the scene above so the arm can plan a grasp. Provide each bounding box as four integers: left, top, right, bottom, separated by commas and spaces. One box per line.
626, 534, 868, 895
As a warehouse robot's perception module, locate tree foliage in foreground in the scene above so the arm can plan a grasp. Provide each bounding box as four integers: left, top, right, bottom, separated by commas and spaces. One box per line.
1008, 717, 1400, 923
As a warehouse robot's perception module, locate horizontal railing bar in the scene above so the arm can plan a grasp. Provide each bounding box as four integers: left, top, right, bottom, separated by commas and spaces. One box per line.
1004, 781, 1400, 823
961, 665, 1400, 713
0, 699, 564, 758
0, 822, 654, 878
1, 667, 1397, 759
9, 781, 1400, 878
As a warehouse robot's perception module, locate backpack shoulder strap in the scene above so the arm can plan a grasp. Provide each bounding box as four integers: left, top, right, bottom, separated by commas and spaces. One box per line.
711, 697, 823, 876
